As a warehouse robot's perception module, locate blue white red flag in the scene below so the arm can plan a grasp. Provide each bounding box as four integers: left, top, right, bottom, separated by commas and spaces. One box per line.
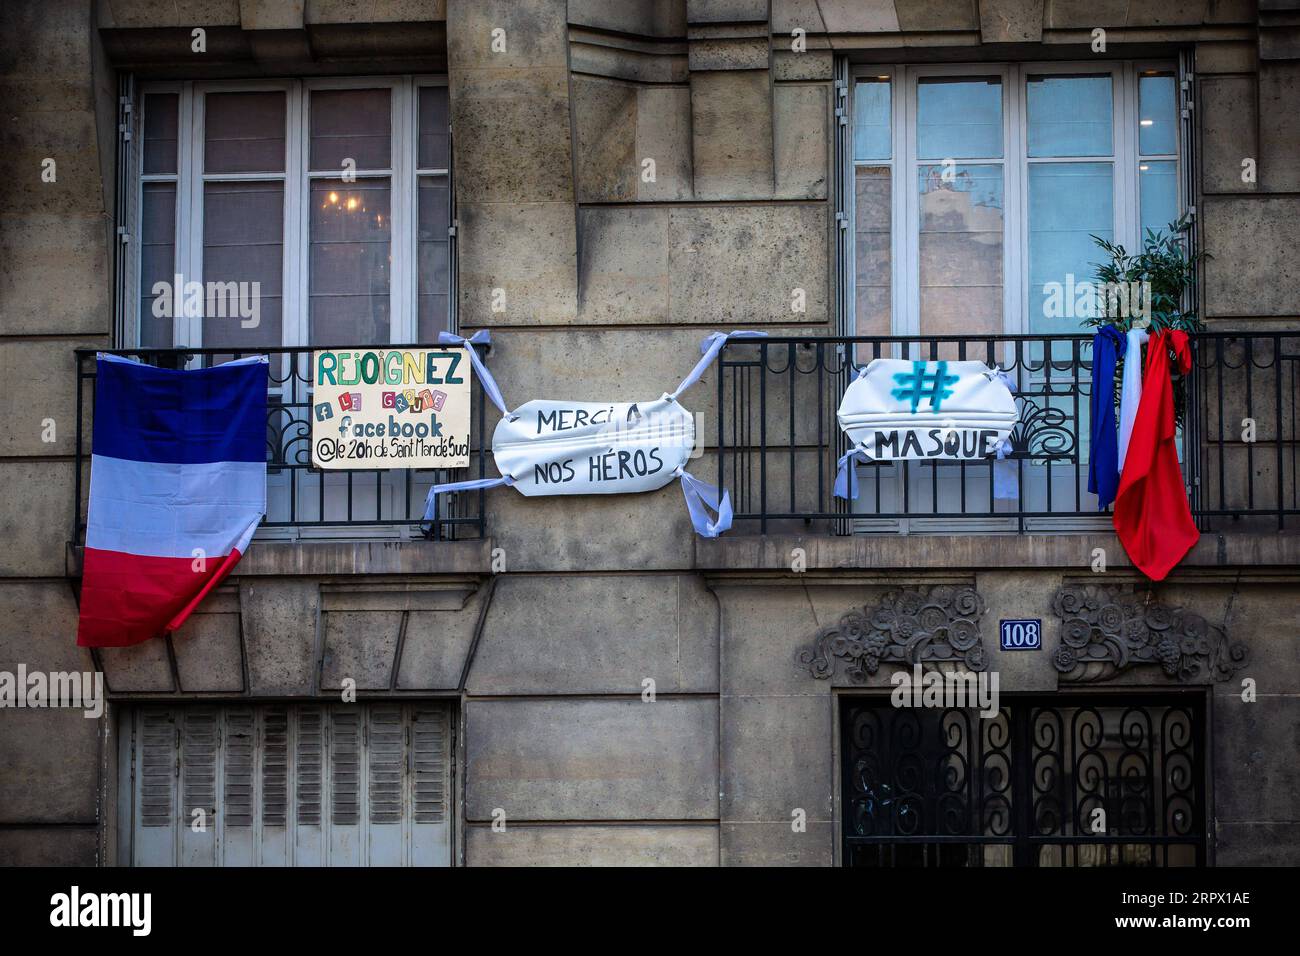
77, 354, 267, 647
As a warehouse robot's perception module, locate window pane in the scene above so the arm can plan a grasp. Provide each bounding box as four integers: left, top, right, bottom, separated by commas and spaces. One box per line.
310, 178, 391, 345
854, 166, 891, 343
418, 86, 449, 169
1027, 163, 1113, 334
918, 164, 1003, 336
1140, 160, 1178, 237
417, 177, 450, 342
1138, 73, 1177, 155
310, 89, 391, 171
917, 77, 1002, 159
142, 93, 178, 175
204, 91, 286, 174
853, 79, 891, 161
202, 181, 284, 349
1027, 75, 1112, 157
139, 183, 175, 347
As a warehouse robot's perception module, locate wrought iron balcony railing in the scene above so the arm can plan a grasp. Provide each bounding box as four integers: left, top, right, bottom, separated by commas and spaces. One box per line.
72, 346, 489, 543
716, 333, 1300, 536
71, 334, 1298, 544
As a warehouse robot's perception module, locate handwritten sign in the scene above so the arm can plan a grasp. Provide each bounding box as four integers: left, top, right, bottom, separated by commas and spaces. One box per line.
493, 397, 695, 496
837, 359, 1016, 461
311, 348, 472, 469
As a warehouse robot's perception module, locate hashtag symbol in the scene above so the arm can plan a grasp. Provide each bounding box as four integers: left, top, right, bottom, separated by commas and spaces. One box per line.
891, 361, 959, 413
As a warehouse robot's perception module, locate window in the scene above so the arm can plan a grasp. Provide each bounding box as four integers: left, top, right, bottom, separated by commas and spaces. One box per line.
123, 78, 459, 536
133, 77, 451, 350
120, 703, 453, 866
844, 63, 1182, 530
849, 63, 1181, 341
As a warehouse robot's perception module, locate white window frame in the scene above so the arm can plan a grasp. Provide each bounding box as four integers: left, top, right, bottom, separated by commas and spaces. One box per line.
848, 60, 1183, 343
134, 75, 450, 350
135, 80, 184, 349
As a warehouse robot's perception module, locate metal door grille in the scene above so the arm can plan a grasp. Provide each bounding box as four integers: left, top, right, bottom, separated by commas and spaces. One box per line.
840, 695, 1207, 867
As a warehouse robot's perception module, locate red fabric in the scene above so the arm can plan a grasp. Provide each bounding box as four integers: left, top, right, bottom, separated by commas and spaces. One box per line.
77, 546, 245, 647
1112, 329, 1199, 580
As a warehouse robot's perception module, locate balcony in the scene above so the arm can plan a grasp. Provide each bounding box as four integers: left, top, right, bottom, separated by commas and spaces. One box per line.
72, 346, 490, 545
714, 333, 1300, 536
71, 334, 1299, 549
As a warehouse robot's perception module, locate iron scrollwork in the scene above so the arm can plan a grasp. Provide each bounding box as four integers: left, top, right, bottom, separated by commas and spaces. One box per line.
1050, 585, 1248, 683
1004, 396, 1076, 461
842, 697, 1207, 866
798, 586, 988, 683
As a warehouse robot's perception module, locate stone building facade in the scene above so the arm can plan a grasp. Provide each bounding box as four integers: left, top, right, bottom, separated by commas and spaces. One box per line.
1, 0, 1298, 866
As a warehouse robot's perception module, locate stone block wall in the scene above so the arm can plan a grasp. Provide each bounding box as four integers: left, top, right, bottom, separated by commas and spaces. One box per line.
1, 0, 1297, 866
0, 0, 113, 866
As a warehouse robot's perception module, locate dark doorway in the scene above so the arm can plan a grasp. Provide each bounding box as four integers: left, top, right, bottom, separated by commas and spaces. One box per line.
840, 694, 1207, 866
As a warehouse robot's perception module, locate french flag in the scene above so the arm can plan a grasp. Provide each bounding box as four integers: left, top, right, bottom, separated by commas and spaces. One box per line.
77, 354, 268, 648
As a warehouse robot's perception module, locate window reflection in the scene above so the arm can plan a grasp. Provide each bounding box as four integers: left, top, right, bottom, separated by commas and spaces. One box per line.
1138, 73, 1177, 155
1027, 74, 1112, 157
1028, 163, 1113, 334
918, 164, 1004, 338
1140, 160, 1178, 235
917, 77, 1002, 159
309, 179, 391, 345
854, 78, 891, 162
203, 180, 284, 349
854, 166, 891, 340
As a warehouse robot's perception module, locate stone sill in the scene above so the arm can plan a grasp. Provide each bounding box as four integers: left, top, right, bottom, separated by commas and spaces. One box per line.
67, 538, 495, 578
695, 532, 1300, 575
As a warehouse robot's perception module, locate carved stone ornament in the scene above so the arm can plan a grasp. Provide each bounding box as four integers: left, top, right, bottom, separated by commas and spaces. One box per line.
798, 586, 988, 682
1050, 585, 1248, 684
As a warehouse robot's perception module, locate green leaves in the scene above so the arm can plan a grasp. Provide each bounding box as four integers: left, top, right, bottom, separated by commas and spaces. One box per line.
1087, 216, 1202, 429
1084, 215, 1204, 336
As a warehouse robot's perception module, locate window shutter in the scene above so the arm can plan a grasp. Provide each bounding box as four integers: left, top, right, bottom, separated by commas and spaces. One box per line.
127, 702, 452, 866
223, 707, 255, 827
113, 73, 140, 347
411, 706, 448, 824
409, 705, 452, 865
133, 709, 179, 865
368, 705, 404, 825
296, 706, 324, 826
329, 708, 361, 826
181, 708, 218, 822
262, 706, 288, 827
179, 707, 219, 865
139, 709, 176, 827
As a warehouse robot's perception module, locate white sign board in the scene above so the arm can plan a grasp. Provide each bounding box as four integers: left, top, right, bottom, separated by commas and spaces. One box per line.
311, 347, 472, 469
837, 359, 1016, 461
493, 397, 695, 496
